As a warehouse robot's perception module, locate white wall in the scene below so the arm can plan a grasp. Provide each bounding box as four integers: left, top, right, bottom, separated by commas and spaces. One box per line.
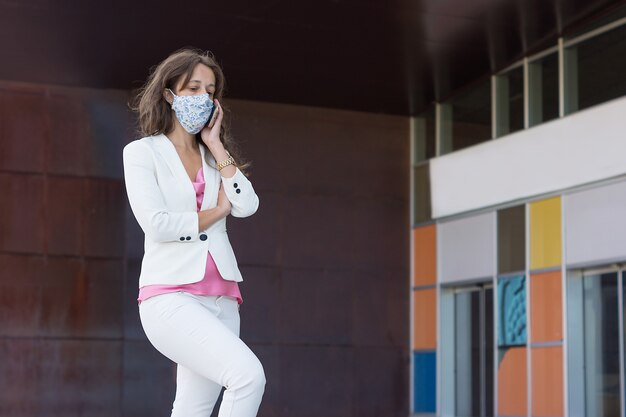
430, 96, 626, 218
438, 212, 495, 283
564, 179, 626, 267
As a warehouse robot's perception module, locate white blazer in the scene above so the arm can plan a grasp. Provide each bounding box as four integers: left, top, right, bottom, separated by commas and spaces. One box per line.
122, 133, 259, 288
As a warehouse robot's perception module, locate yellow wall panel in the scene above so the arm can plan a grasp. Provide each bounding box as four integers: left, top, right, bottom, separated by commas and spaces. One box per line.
530, 197, 562, 270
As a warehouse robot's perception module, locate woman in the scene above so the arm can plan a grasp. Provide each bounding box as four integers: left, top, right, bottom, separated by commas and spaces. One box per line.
123, 48, 265, 417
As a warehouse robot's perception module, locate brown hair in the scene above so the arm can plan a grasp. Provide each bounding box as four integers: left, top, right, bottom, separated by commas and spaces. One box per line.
129, 47, 250, 173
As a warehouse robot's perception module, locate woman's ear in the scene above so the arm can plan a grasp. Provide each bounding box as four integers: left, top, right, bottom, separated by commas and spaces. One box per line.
163, 88, 174, 106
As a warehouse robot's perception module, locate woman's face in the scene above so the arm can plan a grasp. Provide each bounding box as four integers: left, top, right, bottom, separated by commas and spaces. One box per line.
167, 63, 216, 102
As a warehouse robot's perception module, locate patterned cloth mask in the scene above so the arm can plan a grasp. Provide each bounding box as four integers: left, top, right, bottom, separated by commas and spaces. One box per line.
167, 88, 215, 134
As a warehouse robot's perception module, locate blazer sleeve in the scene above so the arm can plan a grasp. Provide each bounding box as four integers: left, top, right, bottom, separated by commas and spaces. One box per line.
220, 166, 260, 218
123, 141, 200, 242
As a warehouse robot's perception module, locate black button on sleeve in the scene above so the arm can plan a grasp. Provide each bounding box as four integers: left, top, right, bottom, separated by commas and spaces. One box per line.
236, 189, 241, 194
186, 236, 191, 240
199, 234, 208, 241
179, 237, 185, 241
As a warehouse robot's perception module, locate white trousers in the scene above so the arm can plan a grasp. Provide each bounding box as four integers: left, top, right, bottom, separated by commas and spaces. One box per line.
139, 291, 266, 417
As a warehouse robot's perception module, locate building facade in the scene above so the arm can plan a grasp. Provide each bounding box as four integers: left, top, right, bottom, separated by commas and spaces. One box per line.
411, 8, 626, 417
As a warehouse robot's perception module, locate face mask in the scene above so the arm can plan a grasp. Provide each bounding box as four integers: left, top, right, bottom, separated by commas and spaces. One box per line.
167, 88, 215, 134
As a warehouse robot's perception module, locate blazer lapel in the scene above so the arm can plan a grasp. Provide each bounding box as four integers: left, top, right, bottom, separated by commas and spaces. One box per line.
153, 134, 196, 204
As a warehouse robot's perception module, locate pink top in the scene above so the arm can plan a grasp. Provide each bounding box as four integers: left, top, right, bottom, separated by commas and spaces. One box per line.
137, 167, 243, 305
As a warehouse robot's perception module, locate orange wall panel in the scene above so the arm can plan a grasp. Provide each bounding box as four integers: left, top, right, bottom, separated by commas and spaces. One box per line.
413, 289, 437, 350
532, 346, 564, 416
413, 225, 436, 287
530, 271, 563, 343
498, 347, 527, 416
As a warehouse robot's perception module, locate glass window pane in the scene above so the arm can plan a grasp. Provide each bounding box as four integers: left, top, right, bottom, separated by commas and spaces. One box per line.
454, 286, 495, 417
528, 52, 559, 126
412, 163, 431, 225
582, 272, 620, 417
413, 106, 436, 162
455, 290, 481, 416
440, 78, 492, 154
485, 287, 494, 417
565, 23, 626, 114
495, 66, 524, 137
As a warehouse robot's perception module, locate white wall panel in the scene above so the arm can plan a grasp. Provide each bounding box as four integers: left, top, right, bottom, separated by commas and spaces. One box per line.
439, 212, 495, 283
565, 180, 626, 266
431, 95, 626, 218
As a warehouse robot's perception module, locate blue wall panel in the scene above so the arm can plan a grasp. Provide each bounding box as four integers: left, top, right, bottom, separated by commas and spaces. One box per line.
413, 351, 436, 413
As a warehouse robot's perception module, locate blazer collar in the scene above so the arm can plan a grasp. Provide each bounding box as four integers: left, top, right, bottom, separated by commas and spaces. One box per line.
154, 133, 219, 210
153, 133, 192, 188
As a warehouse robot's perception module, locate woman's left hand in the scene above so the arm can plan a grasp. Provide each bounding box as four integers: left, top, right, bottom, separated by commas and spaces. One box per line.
200, 99, 224, 151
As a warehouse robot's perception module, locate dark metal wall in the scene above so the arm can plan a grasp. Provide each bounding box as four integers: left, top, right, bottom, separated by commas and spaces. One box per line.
0, 81, 410, 417
226, 99, 410, 417
0, 81, 133, 416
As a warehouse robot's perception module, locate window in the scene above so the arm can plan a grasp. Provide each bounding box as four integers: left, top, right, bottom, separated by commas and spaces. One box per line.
568, 270, 622, 417
440, 78, 492, 154
528, 52, 559, 126
441, 284, 494, 417
427, 17, 626, 156
412, 162, 431, 225
565, 22, 626, 114
495, 66, 524, 137
412, 105, 436, 162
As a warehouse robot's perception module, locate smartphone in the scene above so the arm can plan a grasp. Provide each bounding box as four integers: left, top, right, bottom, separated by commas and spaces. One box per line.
207, 102, 218, 128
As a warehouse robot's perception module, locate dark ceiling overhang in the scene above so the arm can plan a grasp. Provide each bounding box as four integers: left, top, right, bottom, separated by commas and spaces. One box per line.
1, 0, 625, 115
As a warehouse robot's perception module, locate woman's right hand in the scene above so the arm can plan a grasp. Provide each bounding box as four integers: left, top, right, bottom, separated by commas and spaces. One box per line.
217, 182, 232, 217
